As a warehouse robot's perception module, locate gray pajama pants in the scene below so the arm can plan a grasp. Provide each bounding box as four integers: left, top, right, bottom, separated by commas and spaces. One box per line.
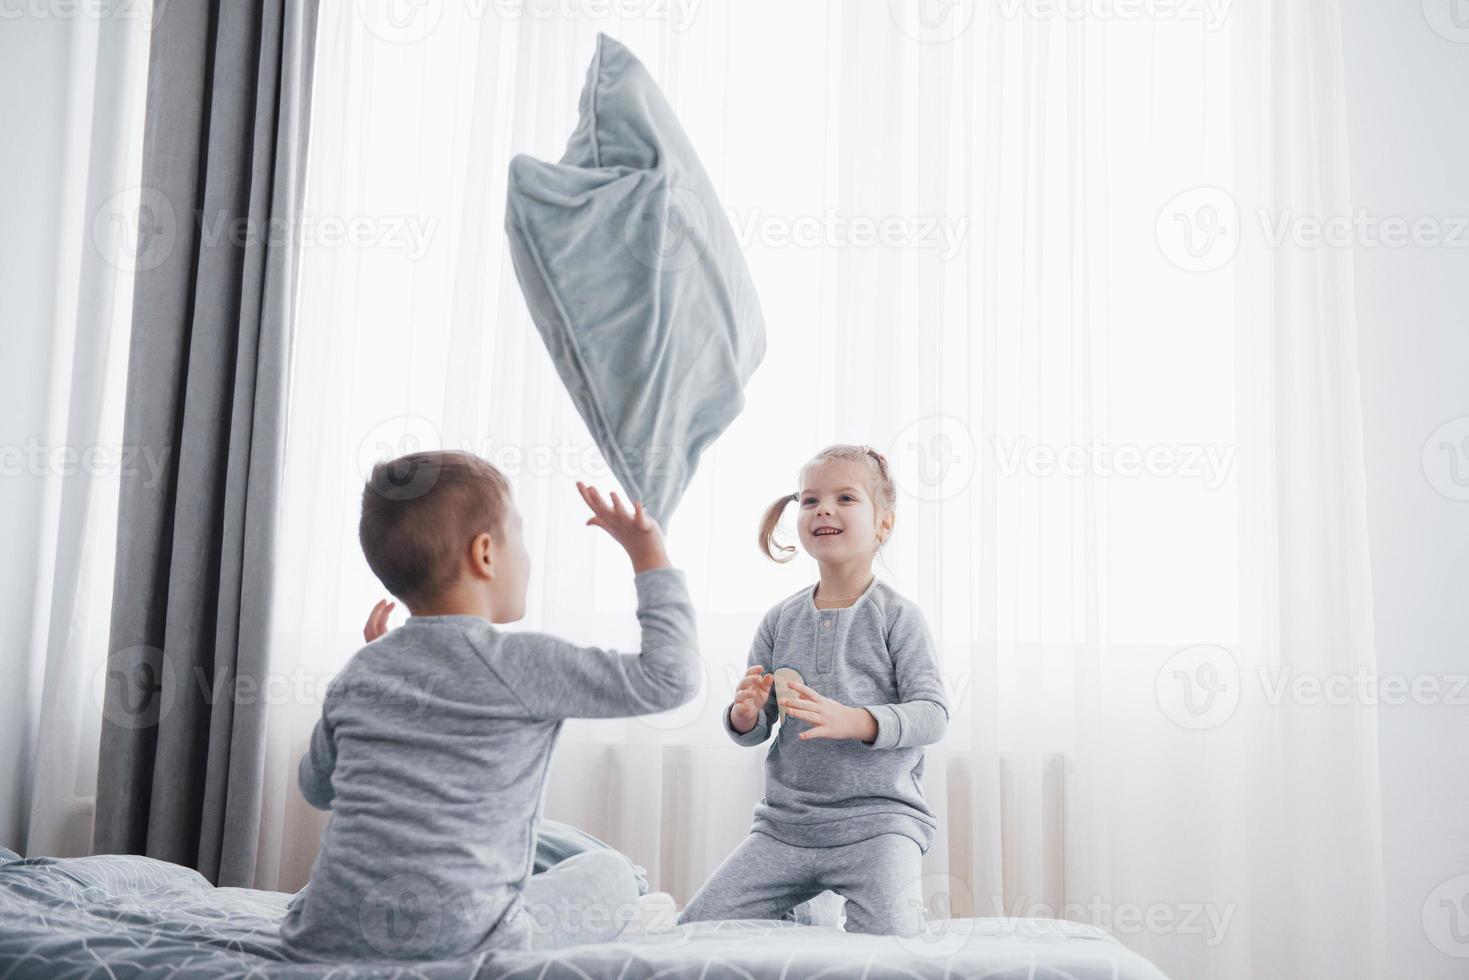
677, 832, 926, 936
285, 850, 641, 956
516, 850, 643, 950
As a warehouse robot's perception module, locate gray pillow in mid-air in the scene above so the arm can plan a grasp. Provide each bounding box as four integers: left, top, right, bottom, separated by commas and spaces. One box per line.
505, 33, 766, 529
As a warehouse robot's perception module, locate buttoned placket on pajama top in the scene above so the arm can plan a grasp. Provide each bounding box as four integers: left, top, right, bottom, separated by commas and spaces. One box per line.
723, 578, 950, 853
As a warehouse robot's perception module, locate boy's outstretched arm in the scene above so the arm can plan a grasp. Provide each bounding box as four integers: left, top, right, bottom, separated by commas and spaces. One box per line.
487, 484, 700, 720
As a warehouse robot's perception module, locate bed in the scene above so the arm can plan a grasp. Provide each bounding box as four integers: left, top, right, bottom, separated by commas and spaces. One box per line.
0, 848, 1173, 979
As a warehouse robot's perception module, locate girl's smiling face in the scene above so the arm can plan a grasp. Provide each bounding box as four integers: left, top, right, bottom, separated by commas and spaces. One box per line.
796, 460, 894, 563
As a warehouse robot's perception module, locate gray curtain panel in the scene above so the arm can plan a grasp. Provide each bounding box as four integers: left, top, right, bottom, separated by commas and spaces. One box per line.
93, 0, 320, 887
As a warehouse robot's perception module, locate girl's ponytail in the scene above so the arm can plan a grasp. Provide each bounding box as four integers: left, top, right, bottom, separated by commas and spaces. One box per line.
758, 493, 799, 563
758, 444, 897, 562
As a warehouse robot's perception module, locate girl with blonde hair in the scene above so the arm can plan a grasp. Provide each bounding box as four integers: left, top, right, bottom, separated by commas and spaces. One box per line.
678, 445, 948, 935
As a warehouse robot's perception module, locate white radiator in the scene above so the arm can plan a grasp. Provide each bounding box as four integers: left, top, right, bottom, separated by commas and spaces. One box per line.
542, 741, 1070, 915
998, 752, 1067, 916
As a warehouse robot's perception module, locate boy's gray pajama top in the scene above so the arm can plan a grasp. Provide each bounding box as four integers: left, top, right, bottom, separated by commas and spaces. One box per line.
281, 568, 698, 962
679, 578, 949, 934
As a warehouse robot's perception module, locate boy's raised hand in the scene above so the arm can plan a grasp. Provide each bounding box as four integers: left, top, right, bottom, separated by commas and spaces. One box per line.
730, 665, 776, 734
576, 481, 671, 574
363, 599, 395, 643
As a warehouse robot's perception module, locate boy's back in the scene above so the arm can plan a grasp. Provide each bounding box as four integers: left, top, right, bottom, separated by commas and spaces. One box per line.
281, 456, 695, 962
281, 619, 536, 960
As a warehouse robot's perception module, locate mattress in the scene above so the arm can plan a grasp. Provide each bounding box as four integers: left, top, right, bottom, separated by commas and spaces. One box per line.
0, 849, 1173, 979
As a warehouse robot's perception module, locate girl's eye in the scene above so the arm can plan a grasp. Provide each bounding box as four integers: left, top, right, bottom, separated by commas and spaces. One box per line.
801, 497, 817, 506
840, 495, 856, 503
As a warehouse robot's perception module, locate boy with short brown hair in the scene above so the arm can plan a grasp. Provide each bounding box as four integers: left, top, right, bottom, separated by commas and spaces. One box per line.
281, 451, 697, 962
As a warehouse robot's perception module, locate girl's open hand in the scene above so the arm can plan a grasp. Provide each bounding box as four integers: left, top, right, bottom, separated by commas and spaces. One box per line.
730, 665, 776, 734
363, 599, 395, 643
779, 680, 880, 743
576, 481, 671, 573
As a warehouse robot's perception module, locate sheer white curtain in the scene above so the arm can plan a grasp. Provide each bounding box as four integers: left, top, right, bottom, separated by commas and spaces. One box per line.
0, 10, 151, 858
262, 3, 1385, 978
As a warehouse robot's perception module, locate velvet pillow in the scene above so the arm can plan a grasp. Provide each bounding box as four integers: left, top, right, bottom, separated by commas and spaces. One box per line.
505, 33, 765, 528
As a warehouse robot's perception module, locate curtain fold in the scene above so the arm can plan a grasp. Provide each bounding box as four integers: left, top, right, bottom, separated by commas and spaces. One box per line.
93, 0, 321, 887
1226, 2, 1386, 976
0, 4, 151, 861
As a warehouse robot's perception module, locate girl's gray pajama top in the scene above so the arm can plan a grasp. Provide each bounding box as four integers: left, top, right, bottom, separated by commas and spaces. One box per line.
723, 577, 950, 854
680, 578, 948, 934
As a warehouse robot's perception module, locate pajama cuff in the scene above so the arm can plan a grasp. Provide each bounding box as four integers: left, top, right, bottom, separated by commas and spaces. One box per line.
724, 702, 770, 746
860, 704, 903, 751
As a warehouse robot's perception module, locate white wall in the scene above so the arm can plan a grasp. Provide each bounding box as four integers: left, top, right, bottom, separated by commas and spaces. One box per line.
1339, 3, 1469, 978
0, 18, 74, 854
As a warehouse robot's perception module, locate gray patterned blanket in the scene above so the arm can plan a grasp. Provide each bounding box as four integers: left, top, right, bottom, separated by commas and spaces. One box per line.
0, 848, 1172, 979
